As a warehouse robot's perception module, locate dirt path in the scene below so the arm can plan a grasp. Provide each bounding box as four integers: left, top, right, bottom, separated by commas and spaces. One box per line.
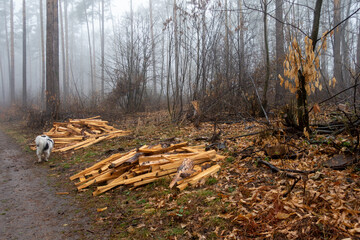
0, 129, 92, 240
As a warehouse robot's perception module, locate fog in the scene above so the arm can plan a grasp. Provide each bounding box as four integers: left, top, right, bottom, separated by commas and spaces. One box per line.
0, 0, 360, 117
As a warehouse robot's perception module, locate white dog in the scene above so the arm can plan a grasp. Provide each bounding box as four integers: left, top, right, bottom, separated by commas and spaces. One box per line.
35, 135, 54, 162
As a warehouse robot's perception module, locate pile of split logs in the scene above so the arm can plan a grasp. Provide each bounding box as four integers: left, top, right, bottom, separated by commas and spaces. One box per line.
70, 142, 224, 196
41, 116, 130, 152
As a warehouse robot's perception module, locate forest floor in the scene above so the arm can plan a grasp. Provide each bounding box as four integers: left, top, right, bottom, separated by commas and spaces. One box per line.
0, 127, 95, 240
1, 109, 360, 239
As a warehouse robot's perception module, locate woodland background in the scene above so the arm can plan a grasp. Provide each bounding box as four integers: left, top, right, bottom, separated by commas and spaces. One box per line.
0, 0, 359, 121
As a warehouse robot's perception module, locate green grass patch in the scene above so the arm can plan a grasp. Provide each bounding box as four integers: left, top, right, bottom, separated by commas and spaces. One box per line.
206, 177, 218, 185
166, 227, 186, 236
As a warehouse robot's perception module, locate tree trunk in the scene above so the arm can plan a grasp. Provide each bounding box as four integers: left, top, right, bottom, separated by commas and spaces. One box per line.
275, 0, 285, 105
297, 0, 323, 130
65, 0, 69, 101
46, 0, 60, 119
0, 55, 4, 104
357, 19, 360, 74
262, 0, 270, 110
101, 0, 105, 99
149, 0, 157, 96
22, 0, 27, 108
173, 0, 180, 120
40, 0, 46, 108
333, 0, 342, 86
237, 0, 245, 95
91, 0, 96, 103
341, 0, 351, 86
224, 0, 229, 84
59, 0, 66, 105
10, 0, 15, 104
83, 0, 94, 100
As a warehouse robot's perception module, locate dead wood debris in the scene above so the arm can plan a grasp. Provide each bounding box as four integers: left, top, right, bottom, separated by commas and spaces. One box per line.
32, 116, 130, 152
70, 142, 225, 196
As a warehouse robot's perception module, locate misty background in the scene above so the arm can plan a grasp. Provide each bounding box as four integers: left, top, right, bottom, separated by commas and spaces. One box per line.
1, 0, 360, 120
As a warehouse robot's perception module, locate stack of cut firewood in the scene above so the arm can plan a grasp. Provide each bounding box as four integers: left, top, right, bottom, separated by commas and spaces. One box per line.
70, 142, 224, 196
41, 116, 130, 152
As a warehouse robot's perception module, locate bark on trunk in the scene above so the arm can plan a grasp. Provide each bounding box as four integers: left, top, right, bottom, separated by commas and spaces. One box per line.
46, 0, 60, 119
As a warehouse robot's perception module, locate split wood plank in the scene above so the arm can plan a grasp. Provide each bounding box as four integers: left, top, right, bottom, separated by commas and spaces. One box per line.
69, 152, 126, 181
138, 142, 188, 155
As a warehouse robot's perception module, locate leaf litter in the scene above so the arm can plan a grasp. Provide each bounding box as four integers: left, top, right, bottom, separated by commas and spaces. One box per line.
84, 116, 360, 239
7, 110, 360, 239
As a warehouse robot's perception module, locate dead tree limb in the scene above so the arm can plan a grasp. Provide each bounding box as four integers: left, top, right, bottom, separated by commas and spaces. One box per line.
257, 159, 298, 179
257, 159, 304, 197
309, 82, 360, 113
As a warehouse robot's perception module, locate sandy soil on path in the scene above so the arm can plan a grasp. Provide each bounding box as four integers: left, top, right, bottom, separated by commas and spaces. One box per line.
0, 129, 93, 240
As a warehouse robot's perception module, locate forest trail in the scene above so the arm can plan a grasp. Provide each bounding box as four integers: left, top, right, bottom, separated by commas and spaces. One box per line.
0, 128, 91, 240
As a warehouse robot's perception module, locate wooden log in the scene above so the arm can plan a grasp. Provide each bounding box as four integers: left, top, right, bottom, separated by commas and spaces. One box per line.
109, 150, 137, 169
73, 136, 108, 150
54, 137, 96, 152
77, 167, 130, 190
77, 169, 113, 190
66, 124, 83, 134
138, 142, 188, 155
69, 152, 126, 181
159, 150, 216, 171
93, 177, 127, 196
177, 182, 189, 191
188, 164, 220, 185
180, 145, 206, 153
132, 177, 158, 187
139, 159, 171, 167
52, 136, 84, 142
123, 171, 159, 185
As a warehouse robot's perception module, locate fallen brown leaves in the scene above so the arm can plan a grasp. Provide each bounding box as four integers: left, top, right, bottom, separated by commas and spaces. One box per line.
210, 120, 360, 239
